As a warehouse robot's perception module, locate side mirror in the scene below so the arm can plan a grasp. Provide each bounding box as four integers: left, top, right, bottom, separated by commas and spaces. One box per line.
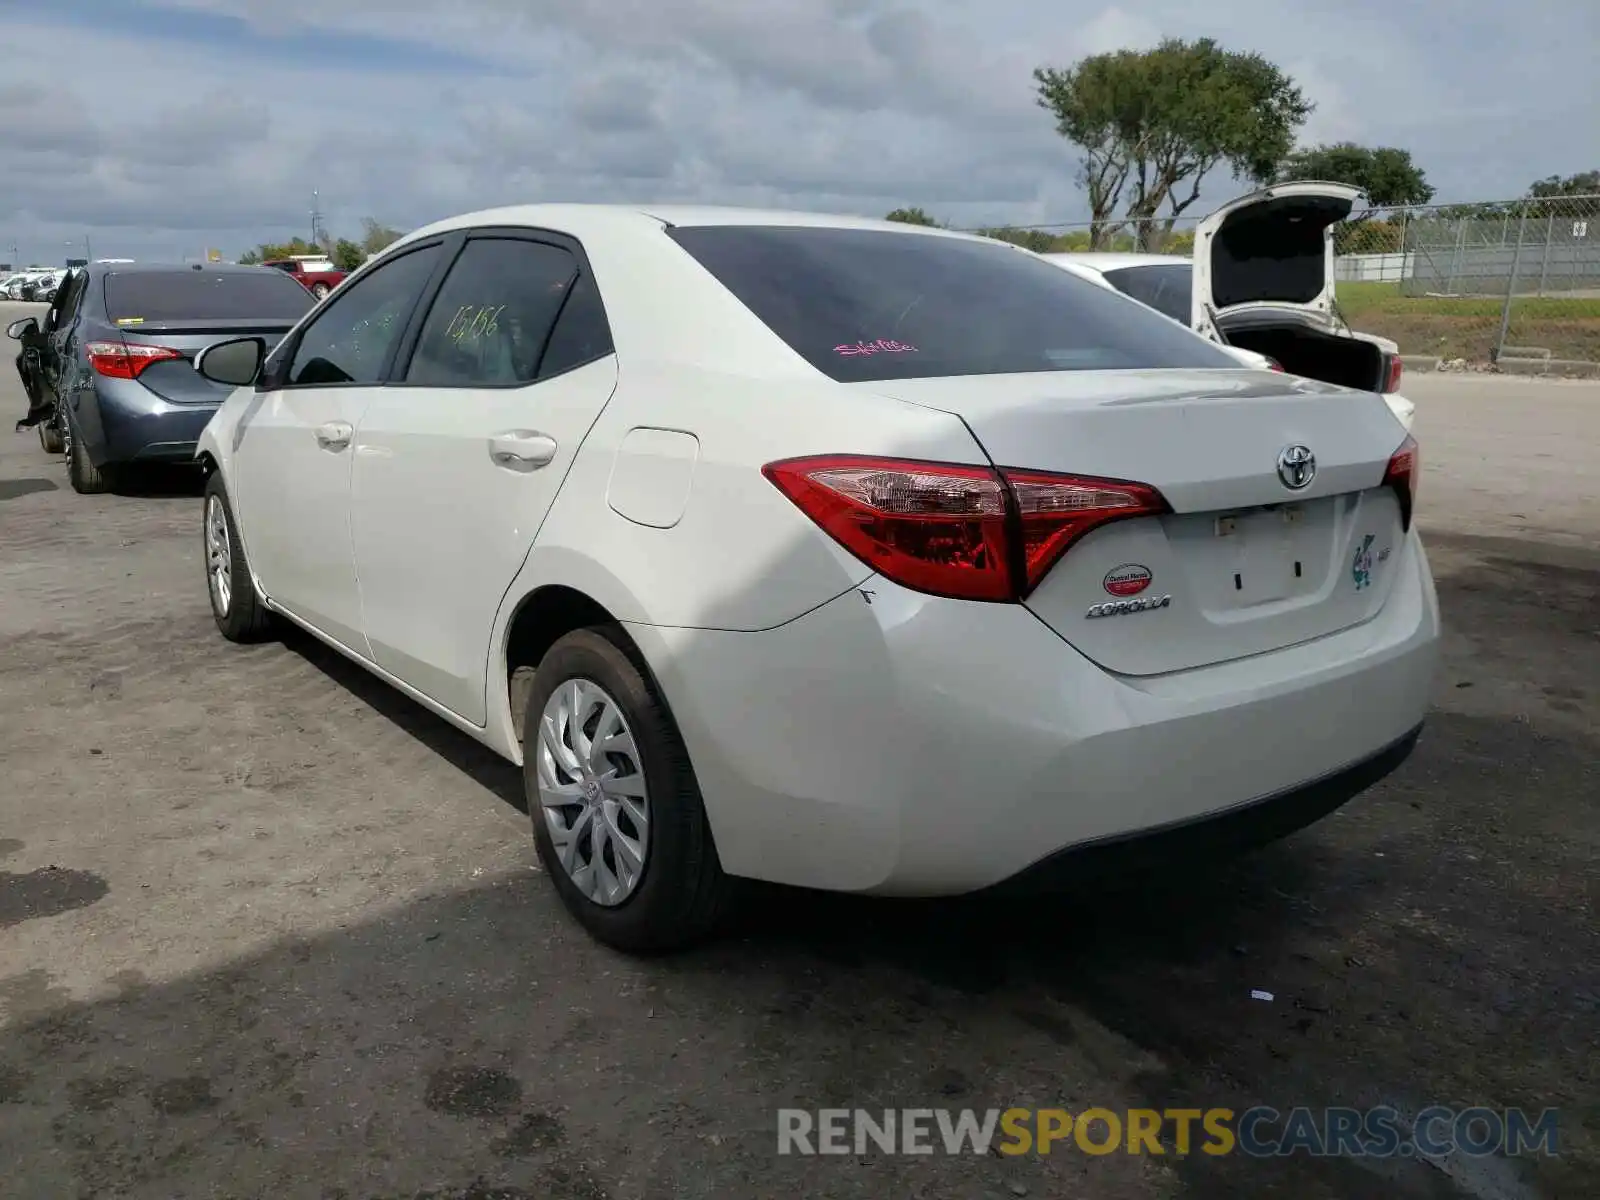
6, 317, 38, 340
194, 336, 266, 387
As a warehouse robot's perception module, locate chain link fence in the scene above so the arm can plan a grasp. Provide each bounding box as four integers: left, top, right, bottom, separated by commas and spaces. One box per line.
963, 194, 1600, 375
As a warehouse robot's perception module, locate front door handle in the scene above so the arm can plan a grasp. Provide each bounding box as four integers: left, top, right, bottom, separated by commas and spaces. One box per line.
489, 431, 558, 470
314, 421, 353, 451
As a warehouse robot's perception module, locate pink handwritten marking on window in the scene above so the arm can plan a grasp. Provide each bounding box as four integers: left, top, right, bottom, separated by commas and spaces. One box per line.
833, 339, 918, 357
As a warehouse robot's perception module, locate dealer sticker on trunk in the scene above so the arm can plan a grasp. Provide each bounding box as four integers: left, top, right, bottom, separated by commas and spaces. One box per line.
1089, 563, 1171, 616
1102, 563, 1153, 596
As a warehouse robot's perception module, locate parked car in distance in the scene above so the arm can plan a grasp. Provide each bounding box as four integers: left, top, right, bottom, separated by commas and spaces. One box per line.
192, 204, 1439, 953
18, 270, 64, 303
5, 261, 316, 492
261, 254, 347, 299
1044, 182, 1415, 431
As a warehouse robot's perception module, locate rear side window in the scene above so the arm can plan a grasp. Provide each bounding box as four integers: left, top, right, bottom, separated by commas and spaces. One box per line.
104, 270, 315, 323
404, 238, 580, 387
666, 226, 1236, 382
1101, 264, 1193, 325
537, 271, 614, 380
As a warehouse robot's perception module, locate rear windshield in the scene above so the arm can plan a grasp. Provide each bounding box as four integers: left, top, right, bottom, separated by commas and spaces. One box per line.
1101, 264, 1193, 325
666, 226, 1236, 382
103, 270, 315, 323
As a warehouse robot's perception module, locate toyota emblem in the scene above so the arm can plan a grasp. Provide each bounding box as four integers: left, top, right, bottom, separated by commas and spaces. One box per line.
1276, 444, 1316, 490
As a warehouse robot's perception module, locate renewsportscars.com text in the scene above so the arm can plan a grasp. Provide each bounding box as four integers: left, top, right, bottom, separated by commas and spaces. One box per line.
776, 1106, 1560, 1159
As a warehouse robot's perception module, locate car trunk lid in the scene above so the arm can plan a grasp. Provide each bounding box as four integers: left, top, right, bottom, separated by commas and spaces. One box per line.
1190, 181, 1363, 340
118, 320, 298, 405
869, 369, 1412, 677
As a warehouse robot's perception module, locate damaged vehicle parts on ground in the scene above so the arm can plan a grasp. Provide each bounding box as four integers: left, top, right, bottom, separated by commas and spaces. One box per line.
188, 203, 1440, 953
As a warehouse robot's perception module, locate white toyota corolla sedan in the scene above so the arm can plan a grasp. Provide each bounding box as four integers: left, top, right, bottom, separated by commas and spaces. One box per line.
191, 205, 1440, 952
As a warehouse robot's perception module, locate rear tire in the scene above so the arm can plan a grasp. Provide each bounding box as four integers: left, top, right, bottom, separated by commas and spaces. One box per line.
522, 628, 731, 954
38, 412, 63, 455
311, 283, 330, 300
203, 473, 274, 642
66, 419, 114, 494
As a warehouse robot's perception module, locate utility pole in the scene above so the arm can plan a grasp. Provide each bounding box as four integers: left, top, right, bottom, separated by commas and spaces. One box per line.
310, 191, 326, 248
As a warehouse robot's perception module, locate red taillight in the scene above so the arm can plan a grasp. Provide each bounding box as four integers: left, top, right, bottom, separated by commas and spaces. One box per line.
761, 454, 1169, 602
85, 340, 183, 379
1383, 434, 1419, 531
1267, 358, 1286, 372
1384, 354, 1404, 393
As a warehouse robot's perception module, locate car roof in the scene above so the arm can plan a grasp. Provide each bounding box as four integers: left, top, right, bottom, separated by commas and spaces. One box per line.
403, 203, 1000, 247
94, 261, 276, 276
1045, 252, 1192, 272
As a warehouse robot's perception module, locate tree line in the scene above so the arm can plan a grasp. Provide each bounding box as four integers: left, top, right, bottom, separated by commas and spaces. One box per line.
885, 37, 1599, 254
236, 217, 404, 271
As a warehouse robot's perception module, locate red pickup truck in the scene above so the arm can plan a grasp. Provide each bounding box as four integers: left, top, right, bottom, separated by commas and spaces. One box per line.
262, 255, 347, 300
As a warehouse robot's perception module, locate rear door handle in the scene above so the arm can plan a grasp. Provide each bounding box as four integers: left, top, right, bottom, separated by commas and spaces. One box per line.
489, 431, 558, 469
314, 421, 353, 451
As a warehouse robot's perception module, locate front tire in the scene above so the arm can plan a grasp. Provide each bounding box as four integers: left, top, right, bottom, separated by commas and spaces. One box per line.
203, 473, 274, 642
523, 628, 731, 953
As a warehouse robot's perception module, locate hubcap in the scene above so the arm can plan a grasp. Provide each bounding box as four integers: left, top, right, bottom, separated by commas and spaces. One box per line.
536, 678, 651, 907
205, 494, 233, 614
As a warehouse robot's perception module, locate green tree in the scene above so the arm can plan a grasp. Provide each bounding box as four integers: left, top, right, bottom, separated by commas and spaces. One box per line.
975, 226, 1062, 254
1277, 142, 1435, 212
360, 218, 403, 256
331, 238, 365, 272
1529, 169, 1599, 198
1036, 38, 1312, 251
238, 236, 323, 265
1526, 170, 1599, 218
884, 207, 942, 226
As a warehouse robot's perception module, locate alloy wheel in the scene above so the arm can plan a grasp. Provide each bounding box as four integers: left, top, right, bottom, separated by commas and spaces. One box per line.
205, 494, 233, 614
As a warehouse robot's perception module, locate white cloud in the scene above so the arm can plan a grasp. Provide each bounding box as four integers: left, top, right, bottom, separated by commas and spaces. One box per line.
1, 0, 1596, 263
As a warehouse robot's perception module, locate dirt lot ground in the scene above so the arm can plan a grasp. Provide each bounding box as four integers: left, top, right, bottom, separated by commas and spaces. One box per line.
1, 311, 1596, 1199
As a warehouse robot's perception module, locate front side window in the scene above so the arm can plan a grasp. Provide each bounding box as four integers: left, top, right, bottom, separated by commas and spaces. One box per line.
667, 226, 1237, 383
404, 238, 580, 387
1100, 264, 1194, 326
286, 245, 442, 386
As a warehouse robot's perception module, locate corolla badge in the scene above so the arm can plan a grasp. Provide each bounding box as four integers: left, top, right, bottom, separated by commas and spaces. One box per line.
1086, 595, 1172, 619
1277, 444, 1316, 490
1351, 534, 1376, 590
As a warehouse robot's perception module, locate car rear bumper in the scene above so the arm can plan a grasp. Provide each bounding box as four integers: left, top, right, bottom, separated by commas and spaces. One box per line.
639, 529, 1441, 896
85, 379, 217, 464
985, 722, 1421, 895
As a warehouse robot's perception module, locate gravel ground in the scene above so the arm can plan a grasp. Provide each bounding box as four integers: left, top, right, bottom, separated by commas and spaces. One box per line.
1, 312, 1596, 1199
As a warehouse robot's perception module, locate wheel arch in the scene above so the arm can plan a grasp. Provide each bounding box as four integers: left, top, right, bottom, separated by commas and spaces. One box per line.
487, 550, 664, 765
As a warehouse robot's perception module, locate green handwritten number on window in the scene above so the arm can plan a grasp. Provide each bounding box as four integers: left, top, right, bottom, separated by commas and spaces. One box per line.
444, 303, 508, 345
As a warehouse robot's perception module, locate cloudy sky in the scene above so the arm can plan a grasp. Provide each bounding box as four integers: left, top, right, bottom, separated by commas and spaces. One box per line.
2, 0, 1596, 265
